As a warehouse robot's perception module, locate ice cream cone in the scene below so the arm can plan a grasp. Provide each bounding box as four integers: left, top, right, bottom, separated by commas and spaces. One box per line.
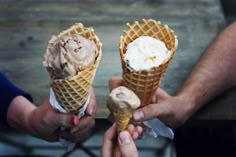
119, 19, 178, 107
110, 86, 141, 133
47, 23, 102, 113
113, 108, 131, 133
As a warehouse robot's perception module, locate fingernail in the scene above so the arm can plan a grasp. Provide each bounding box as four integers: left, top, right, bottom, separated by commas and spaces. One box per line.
119, 131, 131, 144
70, 116, 76, 126
88, 110, 93, 116
133, 110, 144, 121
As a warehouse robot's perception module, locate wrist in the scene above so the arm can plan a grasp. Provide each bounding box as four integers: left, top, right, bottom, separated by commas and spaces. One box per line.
7, 96, 36, 133
25, 106, 38, 134
175, 92, 197, 123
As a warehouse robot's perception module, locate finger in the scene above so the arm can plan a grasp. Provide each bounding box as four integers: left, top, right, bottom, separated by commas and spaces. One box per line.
151, 94, 158, 103
127, 124, 135, 134
62, 119, 95, 142
49, 113, 79, 128
72, 122, 94, 142
70, 115, 95, 136
85, 88, 97, 116
108, 113, 114, 123
101, 124, 117, 157
132, 131, 139, 140
104, 123, 117, 140
133, 103, 160, 122
46, 100, 79, 128
129, 118, 143, 126
127, 124, 142, 140
109, 77, 123, 92
131, 126, 143, 140
107, 98, 115, 123
106, 97, 114, 112
61, 127, 91, 142
69, 115, 94, 134
118, 131, 138, 157
136, 126, 143, 136
154, 88, 170, 100
69, 115, 93, 135
70, 125, 79, 135
78, 115, 94, 129
114, 145, 121, 157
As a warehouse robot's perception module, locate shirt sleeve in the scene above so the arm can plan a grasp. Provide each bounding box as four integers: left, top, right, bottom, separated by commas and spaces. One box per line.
0, 72, 33, 126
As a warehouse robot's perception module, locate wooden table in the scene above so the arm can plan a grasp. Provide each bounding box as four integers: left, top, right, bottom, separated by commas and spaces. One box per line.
0, 0, 230, 124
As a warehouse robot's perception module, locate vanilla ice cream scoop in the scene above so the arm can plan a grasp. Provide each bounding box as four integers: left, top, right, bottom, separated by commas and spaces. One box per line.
43, 34, 98, 79
110, 86, 141, 112
124, 36, 171, 71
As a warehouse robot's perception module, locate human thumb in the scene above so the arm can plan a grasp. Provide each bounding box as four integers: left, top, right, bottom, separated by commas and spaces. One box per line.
52, 113, 79, 128
133, 103, 159, 122
118, 131, 138, 157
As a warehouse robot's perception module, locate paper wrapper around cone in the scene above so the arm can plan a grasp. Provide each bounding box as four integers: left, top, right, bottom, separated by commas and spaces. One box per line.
119, 19, 178, 107
46, 23, 102, 114
113, 108, 131, 133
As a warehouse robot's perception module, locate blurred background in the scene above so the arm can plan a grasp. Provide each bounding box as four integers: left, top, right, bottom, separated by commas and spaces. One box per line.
0, 0, 235, 157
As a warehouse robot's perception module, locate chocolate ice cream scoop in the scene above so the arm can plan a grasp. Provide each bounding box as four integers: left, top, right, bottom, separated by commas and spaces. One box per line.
43, 34, 98, 79
110, 86, 141, 132
110, 86, 141, 112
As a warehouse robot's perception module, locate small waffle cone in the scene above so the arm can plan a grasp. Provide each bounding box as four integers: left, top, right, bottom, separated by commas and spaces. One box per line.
46, 23, 102, 114
113, 108, 131, 133
119, 19, 177, 107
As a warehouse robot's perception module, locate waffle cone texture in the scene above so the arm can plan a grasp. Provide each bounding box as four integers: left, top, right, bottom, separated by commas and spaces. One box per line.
113, 109, 131, 133
119, 19, 178, 107
47, 23, 102, 113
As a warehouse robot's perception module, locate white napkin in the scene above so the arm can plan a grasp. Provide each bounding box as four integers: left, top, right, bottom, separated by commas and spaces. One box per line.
143, 118, 174, 140
49, 88, 90, 152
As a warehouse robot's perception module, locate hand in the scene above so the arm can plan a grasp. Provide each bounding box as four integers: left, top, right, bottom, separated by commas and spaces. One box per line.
7, 88, 97, 142
101, 124, 140, 157
106, 76, 123, 121
59, 88, 97, 142
133, 87, 193, 129
107, 77, 144, 128
108, 77, 193, 129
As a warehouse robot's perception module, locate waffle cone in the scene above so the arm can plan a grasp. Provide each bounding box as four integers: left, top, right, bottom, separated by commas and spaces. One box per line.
47, 23, 102, 114
113, 109, 131, 133
119, 19, 177, 107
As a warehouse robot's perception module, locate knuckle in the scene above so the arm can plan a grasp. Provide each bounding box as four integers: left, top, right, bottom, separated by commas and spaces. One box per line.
41, 115, 49, 126
108, 78, 115, 89
144, 104, 157, 117
109, 77, 116, 84
87, 119, 95, 131
106, 99, 113, 110
58, 115, 67, 126
91, 119, 95, 127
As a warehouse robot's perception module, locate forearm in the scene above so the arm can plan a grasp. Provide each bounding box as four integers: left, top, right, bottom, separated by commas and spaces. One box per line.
177, 22, 236, 115
7, 96, 36, 134
0, 72, 33, 127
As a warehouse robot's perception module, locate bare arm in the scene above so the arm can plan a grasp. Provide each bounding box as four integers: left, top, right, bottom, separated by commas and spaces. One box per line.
177, 22, 236, 115
7, 89, 97, 142
7, 96, 74, 141
7, 96, 36, 134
